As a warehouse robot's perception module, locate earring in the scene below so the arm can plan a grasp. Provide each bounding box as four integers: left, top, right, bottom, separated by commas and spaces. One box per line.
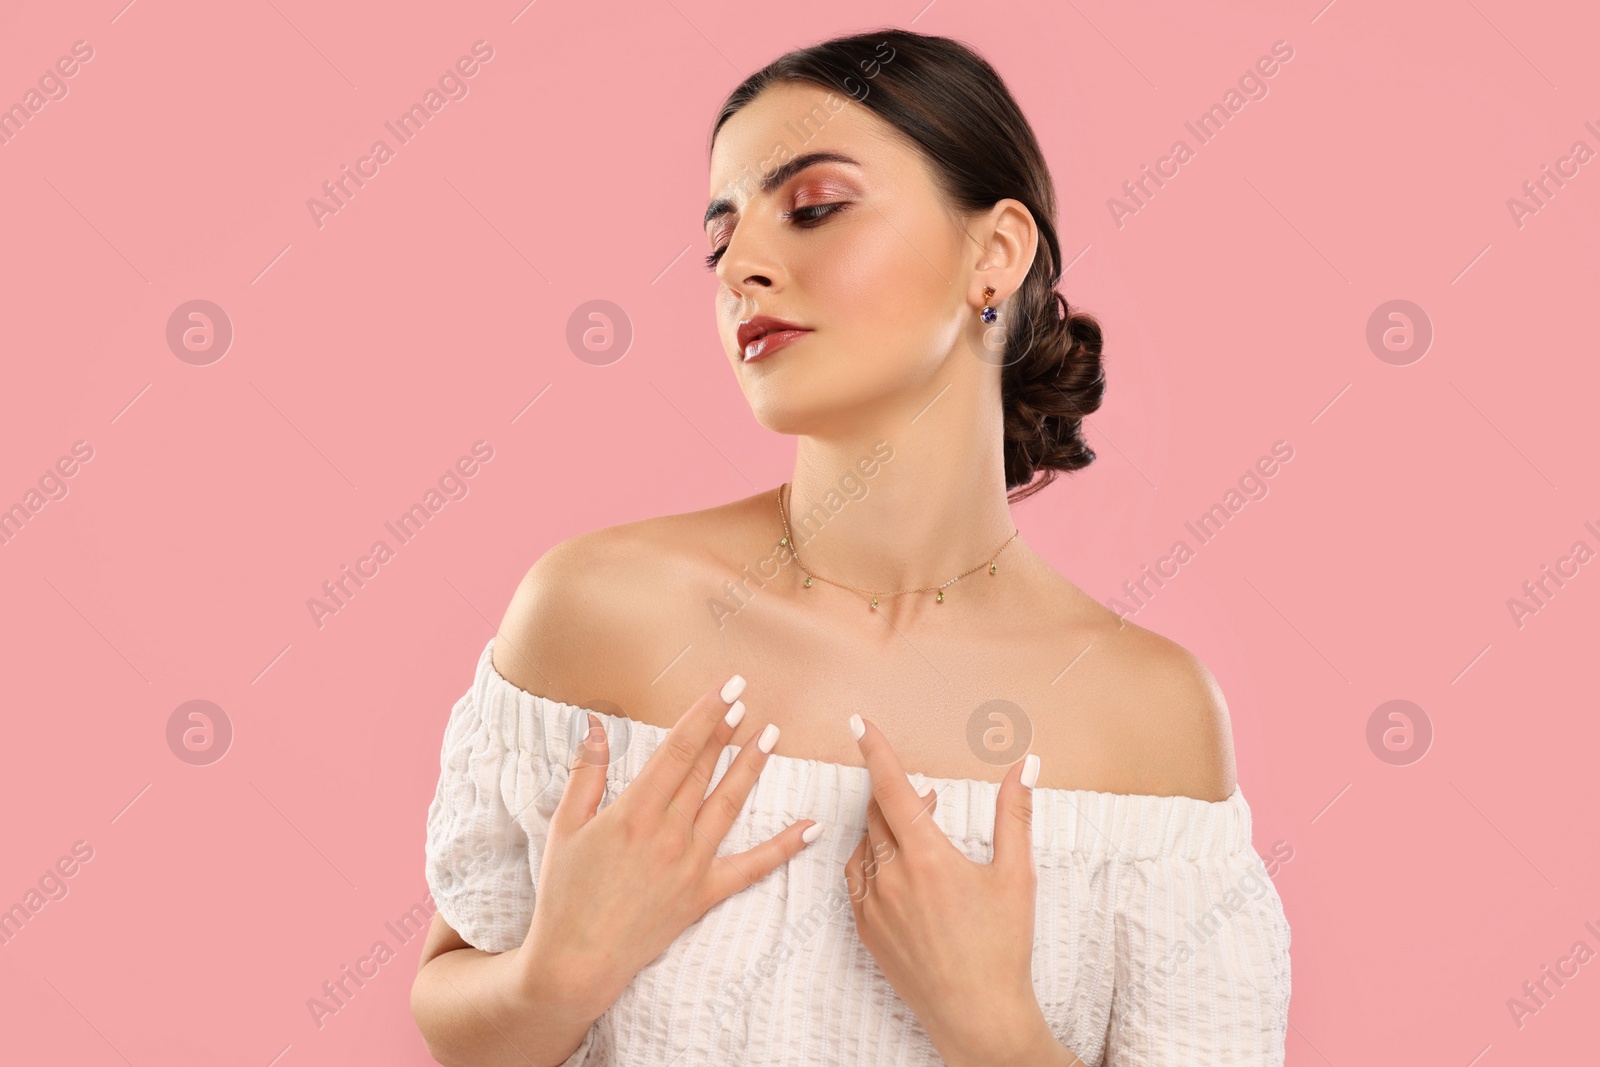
980, 285, 998, 324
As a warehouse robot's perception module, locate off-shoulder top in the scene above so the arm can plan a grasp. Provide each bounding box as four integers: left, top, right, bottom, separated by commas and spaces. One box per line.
423, 637, 1292, 1065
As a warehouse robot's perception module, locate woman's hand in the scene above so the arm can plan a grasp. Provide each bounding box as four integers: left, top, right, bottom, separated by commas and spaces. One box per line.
844, 714, 1064, 1067
519, 675, 818, 1020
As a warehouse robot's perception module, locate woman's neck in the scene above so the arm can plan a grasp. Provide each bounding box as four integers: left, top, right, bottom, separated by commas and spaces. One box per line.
785, 432, 1018, 597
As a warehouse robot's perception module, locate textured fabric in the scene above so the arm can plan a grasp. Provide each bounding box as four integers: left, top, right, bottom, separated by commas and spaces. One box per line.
424, 638, 1292, 1066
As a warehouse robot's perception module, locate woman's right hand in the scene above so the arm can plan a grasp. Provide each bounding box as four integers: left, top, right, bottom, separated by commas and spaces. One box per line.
518, 674, 818, 1018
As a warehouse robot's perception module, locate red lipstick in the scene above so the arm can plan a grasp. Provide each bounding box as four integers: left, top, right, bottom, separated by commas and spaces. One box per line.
737, 316, 812, 364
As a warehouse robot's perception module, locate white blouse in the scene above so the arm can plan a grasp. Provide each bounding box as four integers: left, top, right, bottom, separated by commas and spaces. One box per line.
424, 638, 1292, 1065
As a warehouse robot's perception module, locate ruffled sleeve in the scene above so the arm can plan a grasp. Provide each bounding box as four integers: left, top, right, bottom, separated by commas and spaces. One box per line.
424, 639, 555, 954
1104, 838, 1292, 1066
423, 640, 599, 1065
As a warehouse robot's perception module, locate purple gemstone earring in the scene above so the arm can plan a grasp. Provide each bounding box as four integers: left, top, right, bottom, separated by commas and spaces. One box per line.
980, 285, 998, 324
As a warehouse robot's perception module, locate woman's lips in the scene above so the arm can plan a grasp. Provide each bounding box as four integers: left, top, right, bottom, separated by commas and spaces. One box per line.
742, 328, 811, 363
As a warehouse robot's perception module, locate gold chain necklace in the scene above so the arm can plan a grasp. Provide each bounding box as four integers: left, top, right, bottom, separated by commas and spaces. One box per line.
776, 482, 1020, 610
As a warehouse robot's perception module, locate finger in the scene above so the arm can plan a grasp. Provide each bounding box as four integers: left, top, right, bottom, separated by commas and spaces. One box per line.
910, 779, 938, 829
693, 721, 781, 846
908, 777, 940, 831
632, 673, 747, 813
552, 712, 610, 834
704, 816, 822, 904
843, 832, 874, 906
669, 693, 746, 816
992, 751, 1040, 877
849, 713, 938, 848
864, 794, 894, 862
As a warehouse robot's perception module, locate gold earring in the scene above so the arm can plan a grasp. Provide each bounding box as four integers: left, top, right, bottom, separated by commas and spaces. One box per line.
981, 285, 998, 324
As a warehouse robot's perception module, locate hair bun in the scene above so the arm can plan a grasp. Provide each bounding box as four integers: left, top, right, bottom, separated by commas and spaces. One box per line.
1001, 289, 1106, 502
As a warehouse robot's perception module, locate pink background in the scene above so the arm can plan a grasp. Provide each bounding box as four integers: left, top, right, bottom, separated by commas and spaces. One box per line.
2, 0, 1596, 1063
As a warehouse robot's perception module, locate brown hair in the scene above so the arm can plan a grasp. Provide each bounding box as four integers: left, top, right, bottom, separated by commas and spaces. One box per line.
711, 28, 1105, 504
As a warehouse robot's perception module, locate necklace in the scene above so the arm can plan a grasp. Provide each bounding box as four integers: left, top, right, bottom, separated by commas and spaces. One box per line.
776, 482, 1020, 610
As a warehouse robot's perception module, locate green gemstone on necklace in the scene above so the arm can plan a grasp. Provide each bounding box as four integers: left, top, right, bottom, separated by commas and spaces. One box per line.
803, 576, 812, 587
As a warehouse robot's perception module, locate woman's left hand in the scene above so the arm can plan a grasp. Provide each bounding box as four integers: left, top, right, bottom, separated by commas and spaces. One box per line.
844, 713, 1060, 1067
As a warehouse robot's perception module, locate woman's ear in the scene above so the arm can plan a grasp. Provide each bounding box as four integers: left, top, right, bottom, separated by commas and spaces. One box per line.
972, 198, 1039, 297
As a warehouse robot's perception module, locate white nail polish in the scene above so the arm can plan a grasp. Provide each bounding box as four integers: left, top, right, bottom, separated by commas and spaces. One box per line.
758, 722, 780, 753
724, 699, 746, 729
721, 674, 747, 703
1021, 752, 1040, 789
848, 713, 864, 740
801, 822, 823, 843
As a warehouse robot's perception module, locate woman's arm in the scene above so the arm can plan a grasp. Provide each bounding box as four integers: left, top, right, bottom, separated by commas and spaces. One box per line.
411, 913, 603, 1067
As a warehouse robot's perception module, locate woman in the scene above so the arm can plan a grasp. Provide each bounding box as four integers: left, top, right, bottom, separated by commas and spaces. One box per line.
411, 28, 1291, 1067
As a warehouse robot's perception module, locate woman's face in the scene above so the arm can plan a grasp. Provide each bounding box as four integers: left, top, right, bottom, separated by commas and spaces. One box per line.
706, 82, 979, 435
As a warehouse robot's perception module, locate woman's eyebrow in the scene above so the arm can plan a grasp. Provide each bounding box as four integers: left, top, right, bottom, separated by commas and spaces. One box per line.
703, 151, 862, 228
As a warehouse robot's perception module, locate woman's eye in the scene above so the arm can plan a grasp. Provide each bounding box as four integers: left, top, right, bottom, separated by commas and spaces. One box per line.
783, 202, 846, 224
703, 203, 848, 271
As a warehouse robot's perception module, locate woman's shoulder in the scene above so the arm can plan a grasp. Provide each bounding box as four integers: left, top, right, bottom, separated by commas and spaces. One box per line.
490, 496, 764, 710
1040, 596, 1239, 802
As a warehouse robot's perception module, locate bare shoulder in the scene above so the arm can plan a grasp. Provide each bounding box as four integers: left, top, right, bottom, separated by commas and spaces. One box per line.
1103, 618, 1237, 801
1038, 591, 1238, 801
490, 496, 756, 712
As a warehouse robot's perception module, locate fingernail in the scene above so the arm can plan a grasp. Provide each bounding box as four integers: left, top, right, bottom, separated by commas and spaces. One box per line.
721, 674, 747, 703
758, 722, 780, 754
801, 822, 823, 844
907, 773, 932, 798
1021, 752, 1040, 789
848, 714, 865, 740
724, 699, 746, 729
